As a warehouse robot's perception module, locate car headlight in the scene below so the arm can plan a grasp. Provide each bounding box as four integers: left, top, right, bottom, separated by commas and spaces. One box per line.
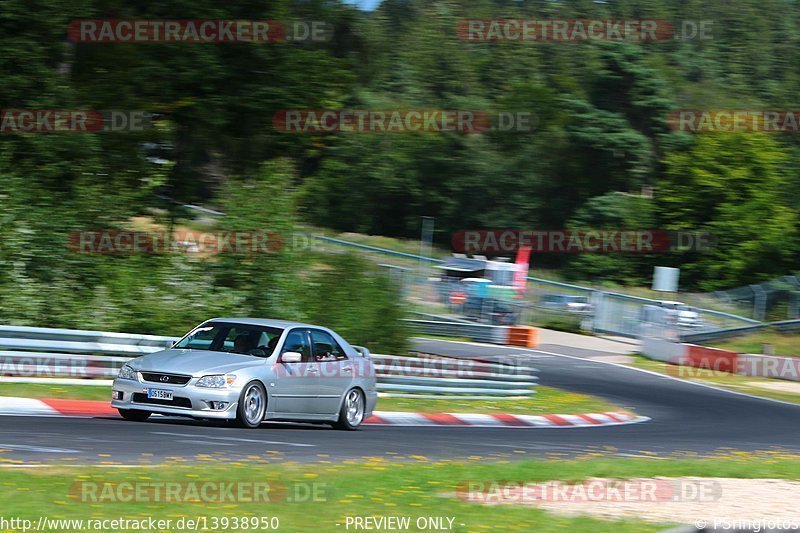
196, 374, 237, 388
117, 365, 137, 380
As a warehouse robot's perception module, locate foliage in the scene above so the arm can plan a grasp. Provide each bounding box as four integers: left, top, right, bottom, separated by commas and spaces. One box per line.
299, 252, 409, 354
2, 0, 800, 339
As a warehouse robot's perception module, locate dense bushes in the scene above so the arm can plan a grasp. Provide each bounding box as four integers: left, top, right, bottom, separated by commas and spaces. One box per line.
0, 163, 408, 354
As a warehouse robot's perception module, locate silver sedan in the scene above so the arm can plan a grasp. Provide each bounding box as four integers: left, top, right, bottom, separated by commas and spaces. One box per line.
111, 318, 377, 429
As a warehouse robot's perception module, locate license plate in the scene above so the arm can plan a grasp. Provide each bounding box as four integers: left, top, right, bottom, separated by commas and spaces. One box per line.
146, 388, 173, 400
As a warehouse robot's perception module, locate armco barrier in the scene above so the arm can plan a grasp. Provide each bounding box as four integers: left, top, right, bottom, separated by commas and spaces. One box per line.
680, 318, 800, 344
641, 339, 738, 373
401, 319, 508, 344
0, 325, 537, 397
312, 234, 759, 333
0, 325, 173, 356
640, 337, 687, 363
679, 345, 738, 373
638, 337, 800, 383
0, 325, 174, 347
737, 354, 800, 382
0, 350, 126, 378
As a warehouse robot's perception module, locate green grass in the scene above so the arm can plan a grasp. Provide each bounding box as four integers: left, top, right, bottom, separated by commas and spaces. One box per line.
628, 354, 800, 404
378, 386, 619, 415
709, 330, 800, 358
2, 455, 800, 532
0, 382, 111, 401
0, 383, 621, 415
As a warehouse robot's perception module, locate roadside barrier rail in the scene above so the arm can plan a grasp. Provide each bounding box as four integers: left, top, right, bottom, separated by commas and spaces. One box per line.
0, 325, 538, 397
679, 318, 800, 344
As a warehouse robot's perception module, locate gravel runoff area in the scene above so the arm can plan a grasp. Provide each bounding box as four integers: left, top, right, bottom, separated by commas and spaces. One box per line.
457, 477, 800, 526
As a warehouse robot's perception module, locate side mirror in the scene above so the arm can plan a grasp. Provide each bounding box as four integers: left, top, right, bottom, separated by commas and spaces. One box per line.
281, 352, 302, 363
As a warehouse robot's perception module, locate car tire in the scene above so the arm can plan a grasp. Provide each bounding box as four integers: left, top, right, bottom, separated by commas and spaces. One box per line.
332, 388, 365, 431
234, 381, 267, 429
118, 409, 151, 422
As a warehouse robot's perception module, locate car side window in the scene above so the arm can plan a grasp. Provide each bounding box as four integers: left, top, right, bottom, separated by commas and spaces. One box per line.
282, 329, 312, 362
310, 330, 347, 361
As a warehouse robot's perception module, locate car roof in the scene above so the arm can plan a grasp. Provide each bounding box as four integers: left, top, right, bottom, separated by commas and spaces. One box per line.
202, 317, 321, 330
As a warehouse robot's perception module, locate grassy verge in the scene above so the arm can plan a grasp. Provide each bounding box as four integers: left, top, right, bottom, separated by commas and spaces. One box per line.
708, 330, 800, 358
379, 386, 619, 415
0, 383, 621, 415
0, 382, 111, 401
628, 354, 800, 404
2, 456, 799, 532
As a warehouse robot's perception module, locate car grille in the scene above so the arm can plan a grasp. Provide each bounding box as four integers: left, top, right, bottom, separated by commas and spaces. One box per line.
140, 372, 191, 385
132, 393, 192, 409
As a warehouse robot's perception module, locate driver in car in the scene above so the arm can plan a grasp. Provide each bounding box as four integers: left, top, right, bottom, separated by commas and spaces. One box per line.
233, 333, 255, 355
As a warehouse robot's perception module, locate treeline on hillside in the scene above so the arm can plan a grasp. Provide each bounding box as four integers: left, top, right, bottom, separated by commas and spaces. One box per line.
1, 0, 799, 339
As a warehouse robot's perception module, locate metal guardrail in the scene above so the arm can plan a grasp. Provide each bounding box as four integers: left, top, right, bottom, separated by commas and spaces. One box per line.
0, 325, 174, 355
679, 318, 800, 344
0, 325, 537, 397
0, 325, 175, 346
311, 234, 759, 331
401, 319, 508, 344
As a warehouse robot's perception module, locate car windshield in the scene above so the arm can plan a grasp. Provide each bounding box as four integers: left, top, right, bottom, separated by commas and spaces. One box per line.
173, 323, 284, 356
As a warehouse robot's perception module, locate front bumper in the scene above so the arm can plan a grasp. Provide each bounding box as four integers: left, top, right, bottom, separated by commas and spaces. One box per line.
111, 377, 240, 419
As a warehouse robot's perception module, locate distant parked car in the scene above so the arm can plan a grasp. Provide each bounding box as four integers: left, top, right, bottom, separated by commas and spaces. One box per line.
540, 294, 593, 314
112, 318, 377, 430
658, 301, 703, 329
463, 296, 520, 325
486, 301, 521, 325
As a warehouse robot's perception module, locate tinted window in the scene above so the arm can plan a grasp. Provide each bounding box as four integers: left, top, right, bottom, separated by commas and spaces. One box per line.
282, 329, 312, 362
310, 330, 347, 361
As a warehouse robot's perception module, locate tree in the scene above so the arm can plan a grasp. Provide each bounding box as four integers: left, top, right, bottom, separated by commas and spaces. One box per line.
657, 134, 799, 290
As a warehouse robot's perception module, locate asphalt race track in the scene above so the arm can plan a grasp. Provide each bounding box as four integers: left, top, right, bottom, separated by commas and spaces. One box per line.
2, 338, 800, 465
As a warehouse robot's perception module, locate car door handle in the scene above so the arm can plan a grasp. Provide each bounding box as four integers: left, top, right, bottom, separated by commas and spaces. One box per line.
341, 366, 352, 373
307, 367, 319, 374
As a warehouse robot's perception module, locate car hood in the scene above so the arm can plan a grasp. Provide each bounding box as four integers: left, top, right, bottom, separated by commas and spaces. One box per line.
130, 349, 264, 376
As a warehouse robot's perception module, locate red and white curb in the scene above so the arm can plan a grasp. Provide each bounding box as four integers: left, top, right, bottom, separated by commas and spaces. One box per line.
0, 397, 119, 417
0, 396, 648, 428
366, 411, 648, 428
